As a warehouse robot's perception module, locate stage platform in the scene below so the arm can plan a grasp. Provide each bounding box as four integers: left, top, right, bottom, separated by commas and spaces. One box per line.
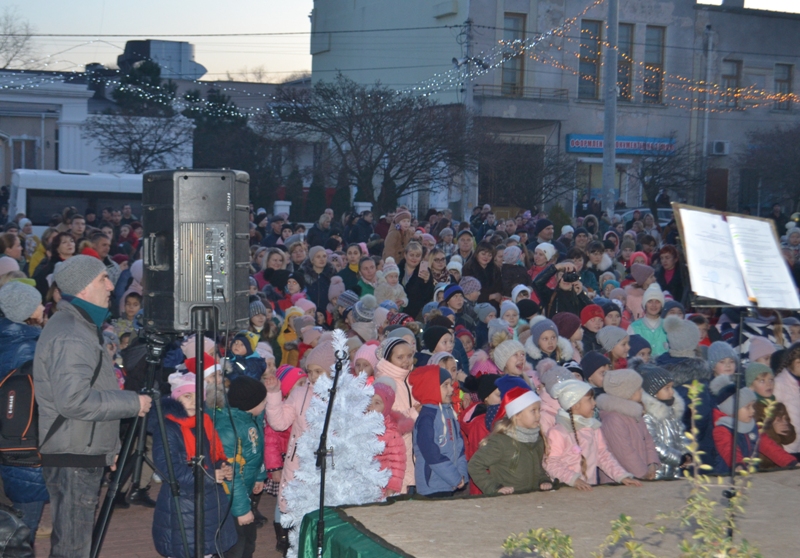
300, 470, 800, 557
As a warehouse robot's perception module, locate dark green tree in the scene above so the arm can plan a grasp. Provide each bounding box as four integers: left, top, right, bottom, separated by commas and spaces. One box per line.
284, 167, 305, 220
113, 60, 177, 116
305, 170, 328, 222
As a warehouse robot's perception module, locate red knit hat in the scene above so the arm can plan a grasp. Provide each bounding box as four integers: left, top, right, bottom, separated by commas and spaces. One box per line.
580, 304, 605, 326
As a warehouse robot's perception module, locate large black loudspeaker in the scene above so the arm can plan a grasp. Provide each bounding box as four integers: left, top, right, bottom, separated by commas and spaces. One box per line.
141, 169, 250, 333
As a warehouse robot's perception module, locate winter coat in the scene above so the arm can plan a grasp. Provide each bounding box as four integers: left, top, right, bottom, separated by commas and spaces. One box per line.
774, 369, 800, 453
33, 300, 141, 467
462, 259, 503, 308
383, 228, 414, 264
524, 335, 573, 370
584, 254, 614, 294
375, 275, 408, 309
152, 398, 237, 557
655, 265, 686, 304
642, 392, 689, 479
398, 260, 434, 319
661, 356, 716, 467
624, 285, 645, 320
459, 403, 491, 495
711, 409, 792, 475
336, 265, 360, 291
376, 414, 407, 496
0, 318, 40, 379
306, 224, 331, 248
412, 400, 468, 496
265, 382, 313, 512
582, 327, 602, 353
539, 390, 561, 436
500, 264, 531, 298
532, 265, 592, 318
754, 399, 797, 470
0, 318, 47, 504
544, 418, 632, 486
212, 405, 266, 518
264, 422, 291, 473
630, 318, 669, 357
300, 260, 335, 314
374, 359, 418, 492
228, 352, 267, 381
468, 431, 550, 494
353, 219, 375, 244
596, 394, 660, 481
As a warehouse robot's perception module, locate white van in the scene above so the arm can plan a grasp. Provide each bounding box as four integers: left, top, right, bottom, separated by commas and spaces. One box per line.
10, 169, 142, 236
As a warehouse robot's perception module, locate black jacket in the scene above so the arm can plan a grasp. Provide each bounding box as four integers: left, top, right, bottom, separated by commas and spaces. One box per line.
532, 264, 592, 318
398, 260, 434, 319
306, 224, 331, 248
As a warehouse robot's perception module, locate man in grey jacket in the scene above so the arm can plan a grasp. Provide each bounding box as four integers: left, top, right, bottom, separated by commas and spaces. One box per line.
34, 255, 151, 557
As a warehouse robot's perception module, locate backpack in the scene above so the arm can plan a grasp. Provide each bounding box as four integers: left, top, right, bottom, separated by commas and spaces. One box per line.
0, 361, 40, 467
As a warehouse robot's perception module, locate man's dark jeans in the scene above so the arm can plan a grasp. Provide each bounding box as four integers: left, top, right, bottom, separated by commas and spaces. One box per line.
43, 466, 104, 558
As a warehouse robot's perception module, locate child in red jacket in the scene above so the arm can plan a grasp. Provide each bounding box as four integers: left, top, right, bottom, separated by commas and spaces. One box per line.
459, 374, 502, 495
369, 377, 413, 497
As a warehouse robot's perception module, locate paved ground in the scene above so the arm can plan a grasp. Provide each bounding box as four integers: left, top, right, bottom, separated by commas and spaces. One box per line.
33, 489, 283, 557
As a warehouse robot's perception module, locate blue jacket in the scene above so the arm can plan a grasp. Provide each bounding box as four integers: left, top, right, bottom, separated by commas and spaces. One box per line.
228, 353, 267, 381
0, 318, 40, 378
0, 318, 47, 504
151, 397, 237, 558
413, 404, 468, 495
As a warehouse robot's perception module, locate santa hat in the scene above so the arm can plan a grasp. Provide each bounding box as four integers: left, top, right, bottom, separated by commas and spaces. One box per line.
493, 385, 541, 424
183, 352, 221, 379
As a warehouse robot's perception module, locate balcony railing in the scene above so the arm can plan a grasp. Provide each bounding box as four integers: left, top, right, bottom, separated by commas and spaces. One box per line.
474, 84, 569, 102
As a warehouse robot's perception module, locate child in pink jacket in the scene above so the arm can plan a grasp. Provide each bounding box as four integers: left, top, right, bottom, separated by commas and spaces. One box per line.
535, 359, 573, 435
595, 369, 660, 482
369, 377, 413, 497
545, 379, 642, 491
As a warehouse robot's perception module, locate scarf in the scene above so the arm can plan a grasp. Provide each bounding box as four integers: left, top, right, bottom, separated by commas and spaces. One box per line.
349, 263, 359, 273
756, 394, 775, 404
556, 408, 601, 431
660, 397, 675, 407
66, 296, 111, 329
376, 358, 410, 383
509, 425, 540, 444
715, 415, 757, 434
484, 403, 500, 431
167, 413, 227, 463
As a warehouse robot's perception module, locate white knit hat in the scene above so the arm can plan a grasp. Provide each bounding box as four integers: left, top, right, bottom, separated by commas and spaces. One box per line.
552, 379, 593, 410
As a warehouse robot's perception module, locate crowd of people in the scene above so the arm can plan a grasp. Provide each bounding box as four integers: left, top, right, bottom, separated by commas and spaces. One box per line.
1, 198, 800, 557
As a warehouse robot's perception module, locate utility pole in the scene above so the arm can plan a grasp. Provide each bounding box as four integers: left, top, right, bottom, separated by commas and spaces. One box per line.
601, 0, 619, 215
700, 25, 713, 207
462, 18, 476, 222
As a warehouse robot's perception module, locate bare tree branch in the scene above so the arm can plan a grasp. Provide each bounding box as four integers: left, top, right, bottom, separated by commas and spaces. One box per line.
0, 8, 37, 70
738, 123, 800, 207
82, 114, 194, 174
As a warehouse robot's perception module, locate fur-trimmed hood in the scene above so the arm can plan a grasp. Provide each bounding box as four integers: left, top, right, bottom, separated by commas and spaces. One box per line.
596, 392, 644, 418
587, 253, 614, 273
657, 354, 712, 386
641, 391, 685, 422
524, 335, 573, 362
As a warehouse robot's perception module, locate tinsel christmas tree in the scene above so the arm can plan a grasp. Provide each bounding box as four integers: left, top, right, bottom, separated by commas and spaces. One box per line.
281, 329, 390, 556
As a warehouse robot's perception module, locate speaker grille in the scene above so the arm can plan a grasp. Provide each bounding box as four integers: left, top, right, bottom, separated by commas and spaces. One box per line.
179, 222, 205, 302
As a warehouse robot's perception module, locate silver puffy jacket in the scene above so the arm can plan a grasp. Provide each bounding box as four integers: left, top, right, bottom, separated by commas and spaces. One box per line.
642, 392, 689, 480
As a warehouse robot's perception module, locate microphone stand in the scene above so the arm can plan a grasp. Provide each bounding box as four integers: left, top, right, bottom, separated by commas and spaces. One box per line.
315, 348, 347, 558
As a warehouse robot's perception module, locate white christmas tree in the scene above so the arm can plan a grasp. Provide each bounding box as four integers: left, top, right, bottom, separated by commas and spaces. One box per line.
281, 329, 390, 557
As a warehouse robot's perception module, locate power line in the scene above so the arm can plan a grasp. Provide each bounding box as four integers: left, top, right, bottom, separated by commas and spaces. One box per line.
16, 24, 462, 38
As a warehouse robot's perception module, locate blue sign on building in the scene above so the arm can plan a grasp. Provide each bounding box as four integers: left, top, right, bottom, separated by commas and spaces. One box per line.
566, 134, 676, 155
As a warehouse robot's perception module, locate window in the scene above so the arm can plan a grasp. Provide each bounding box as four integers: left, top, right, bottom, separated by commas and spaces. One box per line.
775, 64, 792, 111
12, 139, 36, 170
579, 20, 602, 100
643, 26, 665, 103
618, 24, 634, 101
501, 14, 526, 96
722, 60, 742, 108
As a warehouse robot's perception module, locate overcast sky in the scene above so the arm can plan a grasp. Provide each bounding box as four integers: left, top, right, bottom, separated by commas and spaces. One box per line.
13, 0, 800, 83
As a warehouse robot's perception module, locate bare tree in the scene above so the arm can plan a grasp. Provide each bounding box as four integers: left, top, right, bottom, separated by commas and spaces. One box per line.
273, 74, 476, 214
0, 8, 36, 69
478, 139, 576, 210
738, 123, 800, 208
623, 139, 705, 218
82, 114, 194, 174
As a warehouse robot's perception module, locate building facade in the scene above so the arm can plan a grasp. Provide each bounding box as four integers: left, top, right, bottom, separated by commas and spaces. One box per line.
310, 0, 800, 216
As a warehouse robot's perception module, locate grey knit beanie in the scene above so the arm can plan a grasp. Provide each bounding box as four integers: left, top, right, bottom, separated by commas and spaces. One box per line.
54, 255, 107, 296
663, 316, 700, 357
711, 374, 757, 416
603, 368, 643, 399
529, 318, 559, 346
0, 282, 42, 323
249, 299, 267, 319
353, 294, 377, 322
596, 326, 628, 353
475, 303, 496, 323
493, 339, 525, 372
708, 341, 738, 370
